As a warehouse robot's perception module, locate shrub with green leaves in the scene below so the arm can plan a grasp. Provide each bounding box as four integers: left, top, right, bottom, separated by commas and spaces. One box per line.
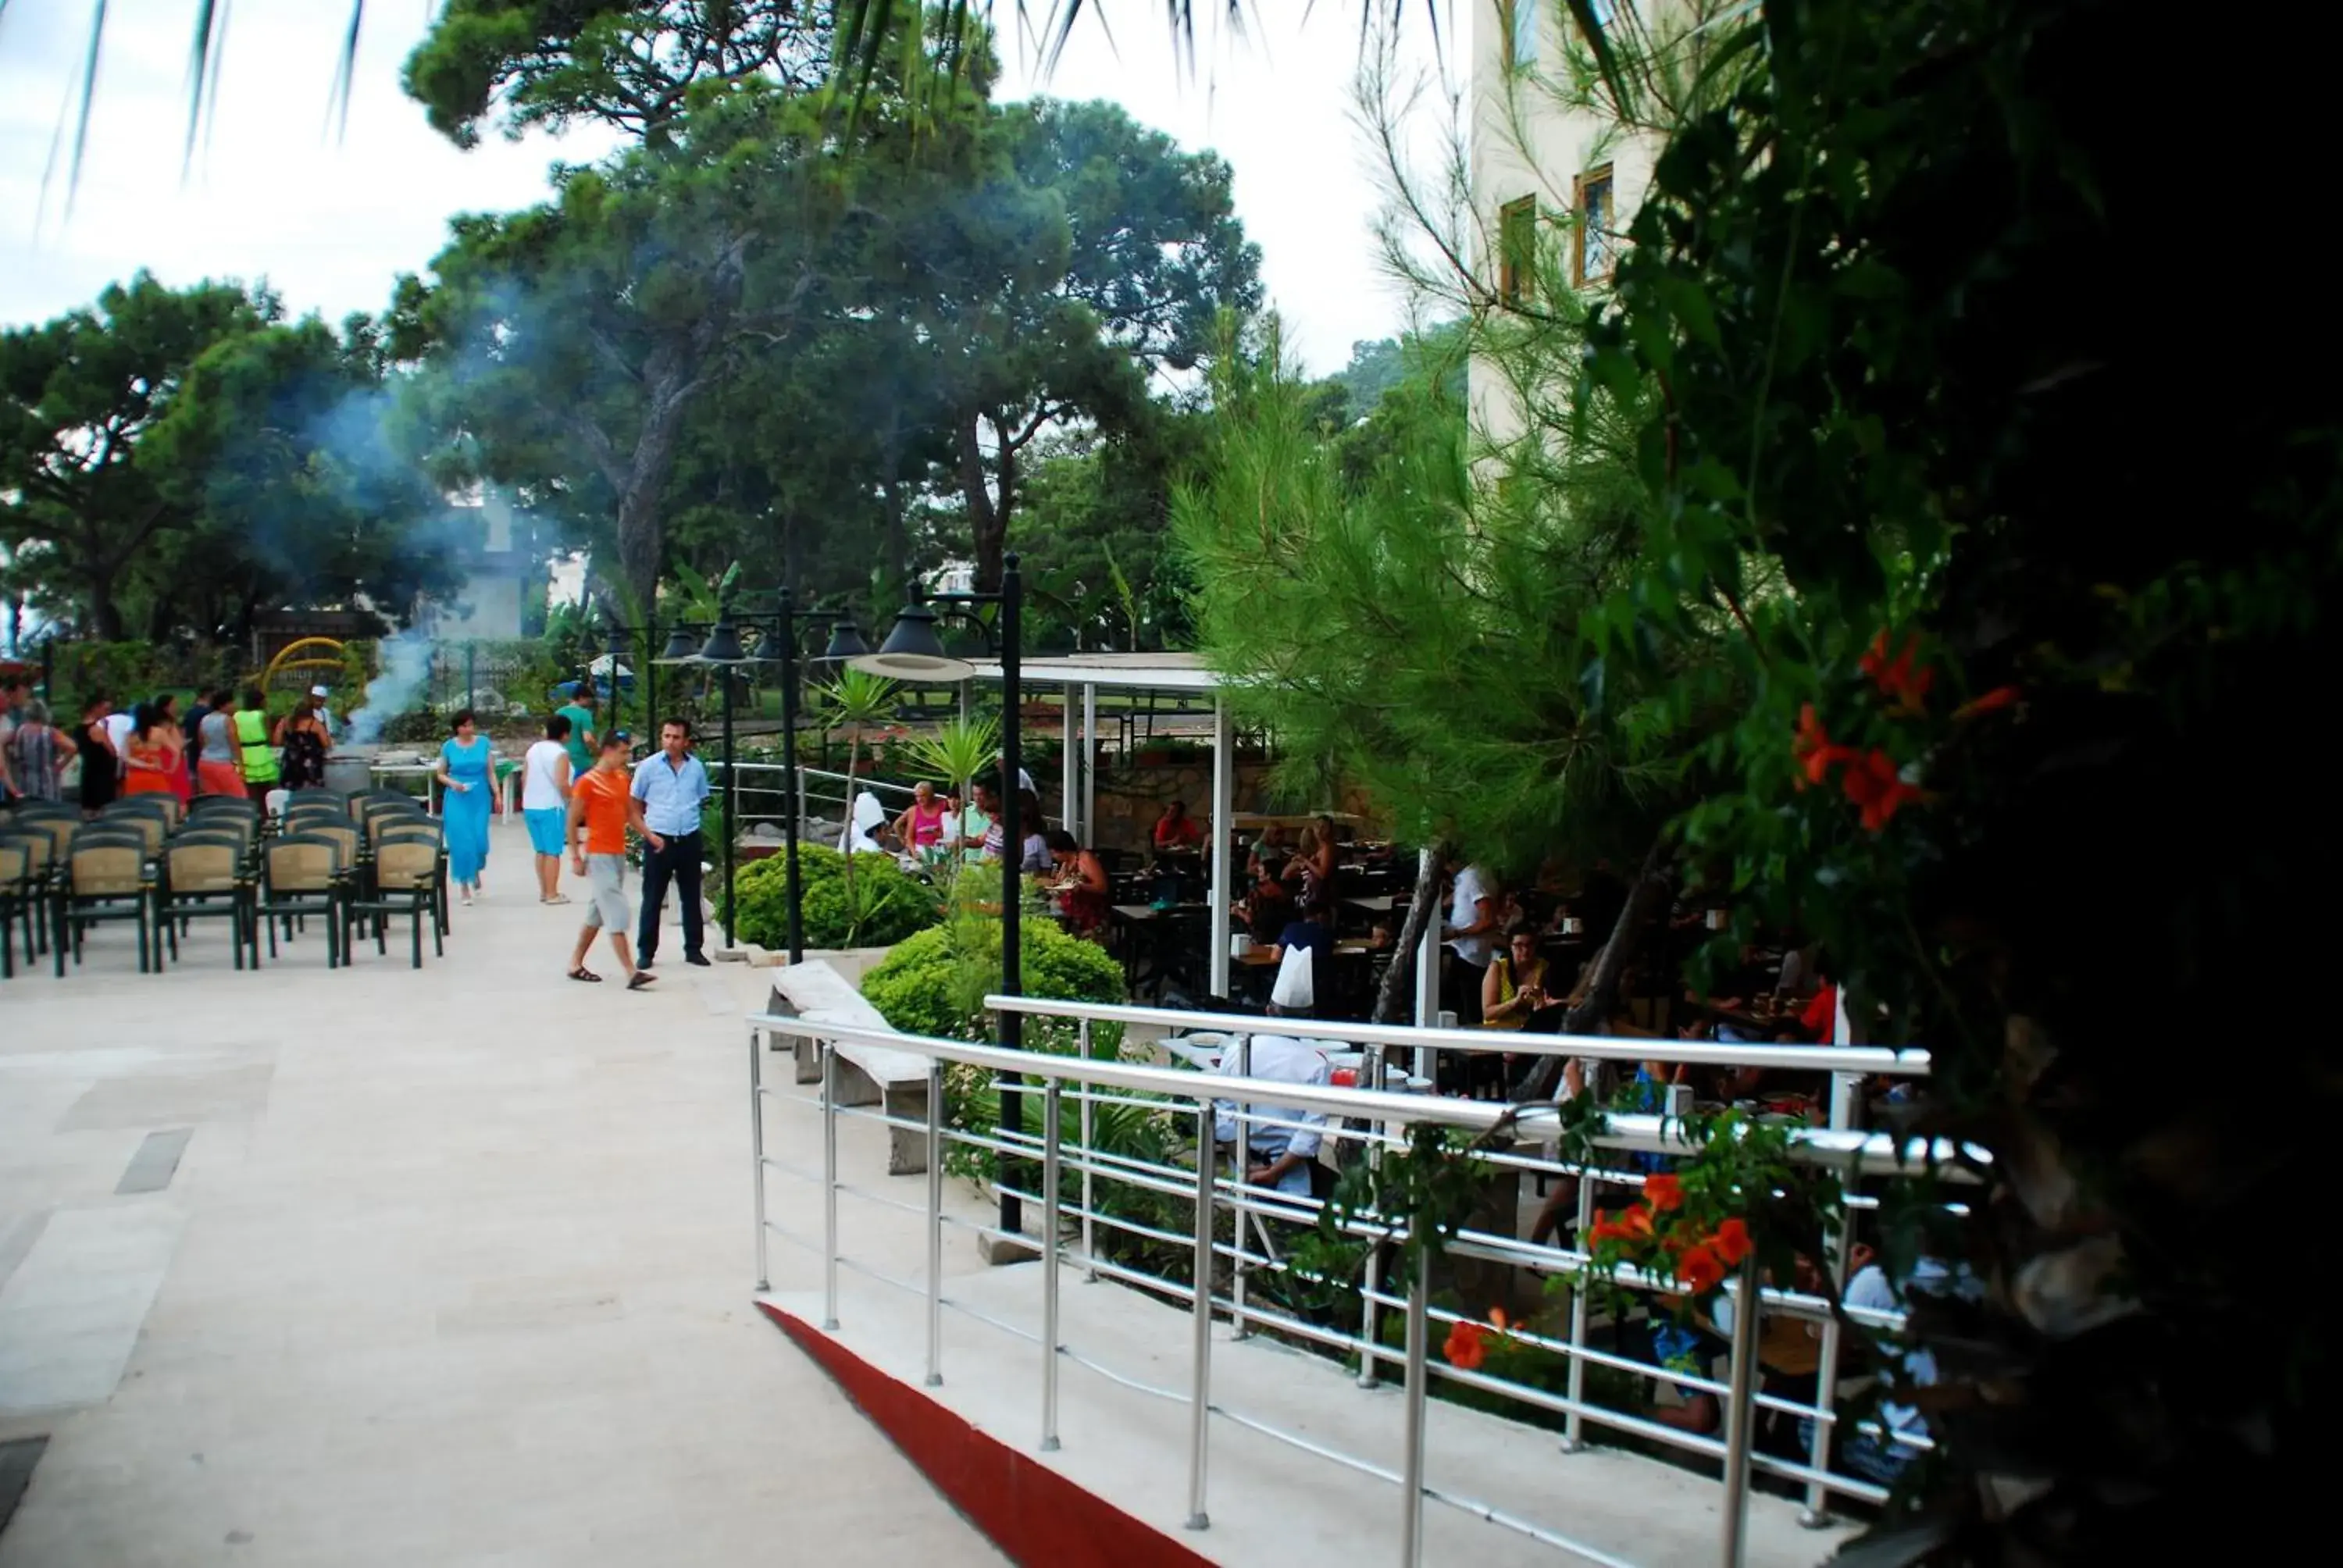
858, 916, 1124, 1049
730, 843, 937, 951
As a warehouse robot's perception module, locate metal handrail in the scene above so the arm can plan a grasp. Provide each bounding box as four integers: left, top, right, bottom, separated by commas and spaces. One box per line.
749, 1004, 1953, 1567
747, 1011, 1982, 1178
986, 992, 1933, 1075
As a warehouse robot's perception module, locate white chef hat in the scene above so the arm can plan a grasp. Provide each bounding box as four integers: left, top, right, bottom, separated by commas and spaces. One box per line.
309, 684, 330, 698
1269, 943, 1314, 1012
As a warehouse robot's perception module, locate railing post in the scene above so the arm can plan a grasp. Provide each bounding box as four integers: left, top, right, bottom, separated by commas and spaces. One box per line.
925, 1059, 945, 1387
1718, 1254, 1764, 1568
1186, 1095, 1214, 1531
822, 1040, 840, 1332
1041, 1080, 1063, 1452
1803, 1148, 1860, 1523
750, 1026, 769, 1292
1400, 1238, 1428, 1568
1357, 1042, 1385, 1389
1230, 1032, 1252, 1342
1560, 1168, 1596, 1452
1079, 1020, 1097, 1283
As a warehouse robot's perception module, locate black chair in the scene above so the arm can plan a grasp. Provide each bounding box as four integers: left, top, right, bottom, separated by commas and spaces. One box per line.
159, 834, 255, 969
256, 834, 348, 968
346, 838, 443, 968
0, 836, 39, 979
60, 833, 158, 974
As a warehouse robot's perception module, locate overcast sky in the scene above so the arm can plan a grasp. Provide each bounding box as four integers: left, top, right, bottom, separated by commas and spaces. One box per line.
0, 2, 1453, 375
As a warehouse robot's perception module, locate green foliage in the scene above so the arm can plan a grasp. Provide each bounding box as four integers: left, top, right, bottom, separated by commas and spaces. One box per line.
402, 2, 832, 148
1175, 317, 1697, 881
1, 273, 459, 649
731, 842, 937, 951
905, 715, 999, 799
1515, 0, 2343, 1552
860, 911, 1125, 1049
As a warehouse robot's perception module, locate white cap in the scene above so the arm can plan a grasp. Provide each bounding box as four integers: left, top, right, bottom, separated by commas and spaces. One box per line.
1269, 944, 1314, 1010
310, 685, 330, 698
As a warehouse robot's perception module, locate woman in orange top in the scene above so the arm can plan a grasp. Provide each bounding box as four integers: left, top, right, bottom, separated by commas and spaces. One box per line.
119, 701, 177, 796
152, 693, 193, 807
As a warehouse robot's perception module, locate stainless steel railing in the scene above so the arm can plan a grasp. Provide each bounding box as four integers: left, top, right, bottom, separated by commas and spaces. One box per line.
747, 1001, 1967, 1568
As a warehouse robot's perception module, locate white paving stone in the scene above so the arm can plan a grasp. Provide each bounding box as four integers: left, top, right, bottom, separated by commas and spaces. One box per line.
0, 818, 1000, 1567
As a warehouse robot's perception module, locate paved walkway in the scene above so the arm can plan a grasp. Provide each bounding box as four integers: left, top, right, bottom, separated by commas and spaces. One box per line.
0, 818, 998, 1567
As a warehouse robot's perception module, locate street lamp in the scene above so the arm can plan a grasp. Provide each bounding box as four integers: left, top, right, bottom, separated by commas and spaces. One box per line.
858, 553, 1028, 1241
679, 590, 868, 964
601, 611, 665, 754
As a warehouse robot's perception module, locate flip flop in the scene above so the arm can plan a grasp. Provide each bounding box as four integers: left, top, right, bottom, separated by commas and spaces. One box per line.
568, 968, 602, 983
626, 972, 655, 991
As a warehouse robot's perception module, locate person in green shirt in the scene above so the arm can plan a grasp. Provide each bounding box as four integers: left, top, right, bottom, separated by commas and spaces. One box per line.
555, 690, 597, 778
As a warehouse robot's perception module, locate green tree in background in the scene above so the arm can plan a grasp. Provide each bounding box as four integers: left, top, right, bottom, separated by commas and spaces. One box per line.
403, 0, 831, 147
0, 274, 270, 639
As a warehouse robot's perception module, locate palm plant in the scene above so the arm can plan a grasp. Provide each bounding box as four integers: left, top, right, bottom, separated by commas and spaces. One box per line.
907, 714, 1001, 832
814, 663, 900, 911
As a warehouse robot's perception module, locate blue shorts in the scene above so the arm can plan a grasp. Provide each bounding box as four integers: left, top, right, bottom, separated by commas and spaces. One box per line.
525, 807, 567, 857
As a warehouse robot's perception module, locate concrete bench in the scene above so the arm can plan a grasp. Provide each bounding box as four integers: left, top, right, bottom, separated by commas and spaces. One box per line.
763, 961, 932, 1175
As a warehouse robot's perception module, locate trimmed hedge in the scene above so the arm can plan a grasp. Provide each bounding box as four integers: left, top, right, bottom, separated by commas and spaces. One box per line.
730, 843, 938, 951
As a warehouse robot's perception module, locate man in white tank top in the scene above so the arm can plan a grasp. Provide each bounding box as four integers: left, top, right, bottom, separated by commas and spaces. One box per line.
521, 713, 576, 903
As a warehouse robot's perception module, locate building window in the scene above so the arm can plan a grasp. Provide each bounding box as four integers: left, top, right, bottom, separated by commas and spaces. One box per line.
1573, 165, 1614, 286
1507, 0, 1538, 68
1499, 195, 1538, 307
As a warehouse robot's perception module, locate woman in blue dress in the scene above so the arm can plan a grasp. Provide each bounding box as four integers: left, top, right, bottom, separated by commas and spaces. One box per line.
433, 710, 497, 906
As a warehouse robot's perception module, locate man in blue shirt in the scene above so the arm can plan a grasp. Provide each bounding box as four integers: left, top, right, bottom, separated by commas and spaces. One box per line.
631, 717, 712, 969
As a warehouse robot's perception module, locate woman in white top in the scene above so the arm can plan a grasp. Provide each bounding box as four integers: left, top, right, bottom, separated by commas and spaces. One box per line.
522, 713, 576, 903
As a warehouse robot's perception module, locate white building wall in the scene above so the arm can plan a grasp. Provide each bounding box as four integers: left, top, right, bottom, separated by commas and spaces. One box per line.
1467, 2, 1664, 446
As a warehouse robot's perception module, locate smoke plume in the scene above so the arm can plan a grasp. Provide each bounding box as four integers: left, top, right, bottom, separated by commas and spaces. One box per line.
346, 626, 435, 746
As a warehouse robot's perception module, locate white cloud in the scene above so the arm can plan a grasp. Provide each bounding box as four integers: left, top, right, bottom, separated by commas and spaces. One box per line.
0, 1, 1443, 372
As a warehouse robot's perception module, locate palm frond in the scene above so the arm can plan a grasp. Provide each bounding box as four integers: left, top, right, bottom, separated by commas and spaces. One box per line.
323, 1, 367, 144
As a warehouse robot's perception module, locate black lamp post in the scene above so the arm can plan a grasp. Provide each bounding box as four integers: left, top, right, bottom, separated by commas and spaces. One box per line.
601, 611, 667, 754
679, 591, 869, 962
758, 590, 868, 965
858, 554, 1026, 1239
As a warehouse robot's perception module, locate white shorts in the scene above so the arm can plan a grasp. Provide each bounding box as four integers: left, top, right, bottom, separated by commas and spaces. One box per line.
581, 853, 630, 932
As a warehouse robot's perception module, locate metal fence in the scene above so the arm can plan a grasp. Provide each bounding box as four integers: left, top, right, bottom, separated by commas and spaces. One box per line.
746, 997, 1970, 1567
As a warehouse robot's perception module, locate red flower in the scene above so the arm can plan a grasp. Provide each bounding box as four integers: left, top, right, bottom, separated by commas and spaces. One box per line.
1489, 1307, 1510, 1332
1443, 1320, 1489, 1370
1643, 1174, 1685, 1212
1954, 684, 2020, 720
1792, 704, 1855, 788
1676, 1244, 1725, 1295
1860, 631, 1935, 715
1710, 1217, 1753, 1267
1839, 747, 1923, 832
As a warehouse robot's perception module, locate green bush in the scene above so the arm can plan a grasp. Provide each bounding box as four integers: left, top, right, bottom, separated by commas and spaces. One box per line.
730, 843, 937, 951
861, 909, 1130, 1184
859, 912, 1124, 1044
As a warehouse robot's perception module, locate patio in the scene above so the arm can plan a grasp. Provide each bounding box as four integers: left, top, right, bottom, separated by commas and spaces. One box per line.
0, 818, 1000, 1567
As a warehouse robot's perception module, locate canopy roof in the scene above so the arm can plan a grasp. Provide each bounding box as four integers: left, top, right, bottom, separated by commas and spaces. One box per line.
957, 652, 1221, 693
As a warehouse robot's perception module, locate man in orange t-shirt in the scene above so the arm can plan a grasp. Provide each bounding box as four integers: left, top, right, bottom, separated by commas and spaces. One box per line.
565, 732, 655, 989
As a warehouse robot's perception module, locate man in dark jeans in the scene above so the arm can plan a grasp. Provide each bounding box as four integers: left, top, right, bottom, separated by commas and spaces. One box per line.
631, 717, 712, 970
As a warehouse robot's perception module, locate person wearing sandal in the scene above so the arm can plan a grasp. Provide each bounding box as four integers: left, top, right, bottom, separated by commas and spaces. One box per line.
523, 713, 576, 903
565, 731, 654, 990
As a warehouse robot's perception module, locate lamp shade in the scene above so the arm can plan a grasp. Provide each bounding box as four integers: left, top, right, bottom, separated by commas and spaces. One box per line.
851, 604, 974, 680
695, 619, 747, 665
660, 626, 701, 662
819, 622, 871, 664
604, 619, 629, 661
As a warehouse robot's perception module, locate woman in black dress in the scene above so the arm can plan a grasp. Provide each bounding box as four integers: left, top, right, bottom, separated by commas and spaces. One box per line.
77, 693, 119, 813
274, 694, 330, 790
